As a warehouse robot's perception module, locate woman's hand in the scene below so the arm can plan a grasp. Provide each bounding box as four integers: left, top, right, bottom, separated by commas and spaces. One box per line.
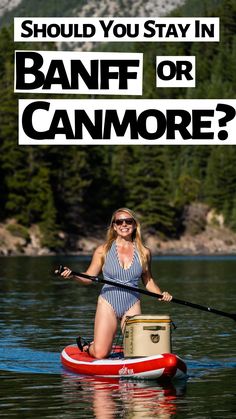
55, 266, 73, 279
161, 291, 172, 302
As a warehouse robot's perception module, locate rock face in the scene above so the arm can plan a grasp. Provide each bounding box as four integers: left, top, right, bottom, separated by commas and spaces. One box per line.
0, 0, 22, 16
2, 210, 236, 256
182, 203, 209, 236
75, 0, 185, 18
0, 0, 185, 17
144, 204, 236, 255
0, 221, 51, 256
145, 226, 236, 255
0, 221, 26, 255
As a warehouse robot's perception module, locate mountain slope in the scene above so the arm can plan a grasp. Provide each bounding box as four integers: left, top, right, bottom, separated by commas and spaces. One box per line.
0, 0, 185, 25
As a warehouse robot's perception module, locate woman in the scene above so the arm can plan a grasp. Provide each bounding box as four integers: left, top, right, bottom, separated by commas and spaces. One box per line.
59, 208, 172, 359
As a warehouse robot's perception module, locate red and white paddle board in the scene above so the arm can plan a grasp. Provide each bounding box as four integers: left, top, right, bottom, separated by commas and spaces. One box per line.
61, 345, 187, 380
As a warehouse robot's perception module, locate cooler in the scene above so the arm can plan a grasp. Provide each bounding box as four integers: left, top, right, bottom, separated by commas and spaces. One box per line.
123, 314, 172, 357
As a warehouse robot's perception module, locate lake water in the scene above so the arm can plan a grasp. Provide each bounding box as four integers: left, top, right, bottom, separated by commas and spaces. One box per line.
0, 255, 235, 418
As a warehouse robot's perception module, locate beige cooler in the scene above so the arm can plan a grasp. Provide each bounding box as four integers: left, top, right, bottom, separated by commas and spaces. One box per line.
123, 314, 172, 357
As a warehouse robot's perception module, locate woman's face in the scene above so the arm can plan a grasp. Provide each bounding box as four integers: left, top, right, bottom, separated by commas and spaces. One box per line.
113, 211, 136, 239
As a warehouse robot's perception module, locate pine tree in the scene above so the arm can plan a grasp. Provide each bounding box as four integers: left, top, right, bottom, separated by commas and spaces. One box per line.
126, 146, 175, 235
109, 145, 135, 210
47, 146, 91, 233
0, 26, 28, 222
229, 196, 236, 231
204, 147, 236, 223
82, 146, 114, 225
172, 146, 212, 205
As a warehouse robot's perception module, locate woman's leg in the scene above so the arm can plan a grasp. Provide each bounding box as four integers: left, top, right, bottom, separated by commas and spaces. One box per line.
89, 297, 118, 359
120, 300, 141, 332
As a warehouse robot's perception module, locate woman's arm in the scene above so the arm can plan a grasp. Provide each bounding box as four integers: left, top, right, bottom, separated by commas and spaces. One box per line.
141, 248, 172, 302
59, 244, 106, 285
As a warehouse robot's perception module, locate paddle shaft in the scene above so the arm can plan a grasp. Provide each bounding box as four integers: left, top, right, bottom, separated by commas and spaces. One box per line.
60, 268, 236, 322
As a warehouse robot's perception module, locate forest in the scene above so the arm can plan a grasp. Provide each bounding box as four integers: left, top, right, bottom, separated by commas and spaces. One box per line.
0, 0, 236, 251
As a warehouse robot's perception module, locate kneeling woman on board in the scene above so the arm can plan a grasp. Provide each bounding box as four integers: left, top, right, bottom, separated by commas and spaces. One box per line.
58, 207, 172, 359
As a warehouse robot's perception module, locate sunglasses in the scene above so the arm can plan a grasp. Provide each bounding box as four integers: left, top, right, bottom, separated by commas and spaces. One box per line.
114, 218, 134, 226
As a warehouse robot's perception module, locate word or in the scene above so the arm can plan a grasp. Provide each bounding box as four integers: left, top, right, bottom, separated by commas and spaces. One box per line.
156, 56, 195, 87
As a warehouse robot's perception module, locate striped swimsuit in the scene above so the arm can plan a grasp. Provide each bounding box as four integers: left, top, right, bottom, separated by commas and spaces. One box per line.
100, 241, 143, 319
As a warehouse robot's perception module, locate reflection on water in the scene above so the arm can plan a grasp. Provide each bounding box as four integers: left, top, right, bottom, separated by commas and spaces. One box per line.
0, 255, 236, 418
61, 374, 186, 419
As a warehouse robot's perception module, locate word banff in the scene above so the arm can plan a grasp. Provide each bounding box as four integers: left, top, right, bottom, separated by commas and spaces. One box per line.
14, 51, 142, 95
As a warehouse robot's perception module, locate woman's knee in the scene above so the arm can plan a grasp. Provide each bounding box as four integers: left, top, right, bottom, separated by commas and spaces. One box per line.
92, 343, 111, 359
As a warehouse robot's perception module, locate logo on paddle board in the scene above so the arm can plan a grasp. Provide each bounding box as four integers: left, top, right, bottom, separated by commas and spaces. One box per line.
119, 366, 134, 376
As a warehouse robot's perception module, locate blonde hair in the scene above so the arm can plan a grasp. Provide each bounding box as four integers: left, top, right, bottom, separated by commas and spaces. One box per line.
105, 208, 148, 271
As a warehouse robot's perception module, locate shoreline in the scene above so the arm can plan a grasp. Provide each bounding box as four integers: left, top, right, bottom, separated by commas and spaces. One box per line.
2, 251, 236, 258
2, 224, 236, 257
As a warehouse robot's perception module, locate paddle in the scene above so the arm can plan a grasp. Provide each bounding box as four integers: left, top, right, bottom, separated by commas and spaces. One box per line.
55, 265, 236, 321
